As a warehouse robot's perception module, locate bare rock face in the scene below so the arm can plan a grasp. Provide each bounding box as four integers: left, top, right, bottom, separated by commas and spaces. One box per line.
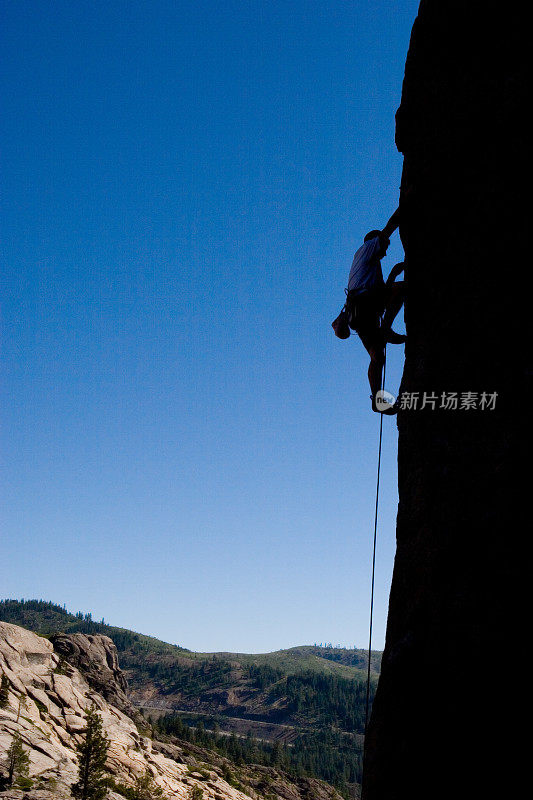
0, 622, 259, 799
362, 2, 528, 799
49, 633, 132, 715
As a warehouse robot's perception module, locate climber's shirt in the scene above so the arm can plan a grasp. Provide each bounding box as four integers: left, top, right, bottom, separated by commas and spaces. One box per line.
347, 236, 385, 296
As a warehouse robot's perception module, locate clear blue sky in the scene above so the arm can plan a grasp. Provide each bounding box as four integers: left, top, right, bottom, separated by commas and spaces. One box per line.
1, 0, 419, 653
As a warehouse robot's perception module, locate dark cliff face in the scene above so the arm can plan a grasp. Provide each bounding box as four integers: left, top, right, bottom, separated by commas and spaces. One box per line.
362, 3, 528, 798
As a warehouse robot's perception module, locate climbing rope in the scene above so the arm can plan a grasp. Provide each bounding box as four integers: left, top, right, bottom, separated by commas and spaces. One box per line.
364, 348, 387, 737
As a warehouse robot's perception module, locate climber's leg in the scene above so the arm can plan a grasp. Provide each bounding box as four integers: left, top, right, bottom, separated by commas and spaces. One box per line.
381, 281, 405, 336
359, 329, 385, 398
368, 345, 385, 399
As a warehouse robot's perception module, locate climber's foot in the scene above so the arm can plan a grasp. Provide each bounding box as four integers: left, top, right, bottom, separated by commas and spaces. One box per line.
384, 329, 407, 345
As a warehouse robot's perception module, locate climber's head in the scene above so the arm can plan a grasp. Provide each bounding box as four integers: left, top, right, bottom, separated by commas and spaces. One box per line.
364, 229, 390, 256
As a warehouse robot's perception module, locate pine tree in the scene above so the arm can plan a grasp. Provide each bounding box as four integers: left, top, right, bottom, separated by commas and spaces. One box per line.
5, 733, 30, 786
0, 673, 10, 709
71, 705, 110, 800
270, 740, 282, 767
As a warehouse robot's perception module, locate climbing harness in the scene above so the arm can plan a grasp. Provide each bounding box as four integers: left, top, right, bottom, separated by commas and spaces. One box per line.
364, 347, 387, 737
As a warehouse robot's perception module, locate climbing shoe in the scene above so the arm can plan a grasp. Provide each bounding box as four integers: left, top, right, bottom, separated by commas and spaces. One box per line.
384, 329, 407, 345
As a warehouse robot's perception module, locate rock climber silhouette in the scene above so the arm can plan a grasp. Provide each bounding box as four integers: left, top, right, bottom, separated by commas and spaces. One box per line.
332, 207, 406, 414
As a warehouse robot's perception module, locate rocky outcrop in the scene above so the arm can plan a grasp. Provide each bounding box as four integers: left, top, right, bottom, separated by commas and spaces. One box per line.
0, 622, 258, 799
362, 3, 527, 799
49, 633, 138, 722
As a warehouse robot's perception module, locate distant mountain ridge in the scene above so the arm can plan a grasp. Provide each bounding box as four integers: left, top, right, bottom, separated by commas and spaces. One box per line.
0, 600, 381, 675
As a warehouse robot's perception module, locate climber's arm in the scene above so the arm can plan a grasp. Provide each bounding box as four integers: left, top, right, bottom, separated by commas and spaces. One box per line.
381, 207, 400, 239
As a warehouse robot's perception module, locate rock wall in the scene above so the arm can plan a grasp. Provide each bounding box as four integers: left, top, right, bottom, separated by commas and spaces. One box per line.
362, 2, 528, 798
49, 633, 136, 719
